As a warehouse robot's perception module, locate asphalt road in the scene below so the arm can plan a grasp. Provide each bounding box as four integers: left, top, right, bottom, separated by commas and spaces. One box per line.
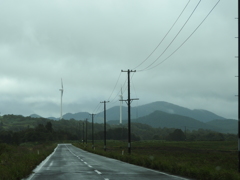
26, 144, 190, 180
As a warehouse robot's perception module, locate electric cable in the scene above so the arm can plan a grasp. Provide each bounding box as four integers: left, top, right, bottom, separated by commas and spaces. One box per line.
138, 0, 202, 71
92, 102, 101, 114
107, 71, 122, 102
141, 0, 220, 71
133, 0, 191, 70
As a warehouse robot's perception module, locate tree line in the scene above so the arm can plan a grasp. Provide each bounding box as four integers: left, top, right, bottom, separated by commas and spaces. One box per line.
0, 115, 237, 145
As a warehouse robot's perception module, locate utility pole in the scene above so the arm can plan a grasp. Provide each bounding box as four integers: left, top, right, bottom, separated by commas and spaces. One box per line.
184, 126, 187, 141
85, 118, 88, 145
79, 121, 81, 143
119, 87, 123, 124
89, 113, 96, 149
100, 101, 109, 151
236, 16, 240, 173
82, 121, 85, 144
120, 69, 139, 154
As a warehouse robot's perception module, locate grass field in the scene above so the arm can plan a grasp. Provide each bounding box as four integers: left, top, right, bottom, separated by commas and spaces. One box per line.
74, 140, 239, 180
0, 142, 56, 180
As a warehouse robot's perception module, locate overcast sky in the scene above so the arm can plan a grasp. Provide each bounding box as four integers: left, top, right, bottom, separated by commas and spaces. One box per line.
0, 0, 238, 119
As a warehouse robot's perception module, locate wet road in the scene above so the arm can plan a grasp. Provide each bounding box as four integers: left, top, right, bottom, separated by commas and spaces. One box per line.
26, 144, 190, 180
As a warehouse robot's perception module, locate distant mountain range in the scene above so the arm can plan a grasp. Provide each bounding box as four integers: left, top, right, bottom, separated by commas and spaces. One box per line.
108, 110, 237, 134
55, 101, 226, 123
29, 101, 237, 134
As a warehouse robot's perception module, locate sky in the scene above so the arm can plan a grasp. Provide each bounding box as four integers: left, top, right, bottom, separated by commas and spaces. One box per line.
0, 0, 238, 119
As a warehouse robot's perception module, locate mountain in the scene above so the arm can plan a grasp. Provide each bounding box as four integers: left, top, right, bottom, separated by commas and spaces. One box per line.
108, 110, 237, 134
63, 112, 90, 120
131, 101, 225, 123
206, 119, 237, 134
112, 110, 220, 132
47, 117, 59, 120
94, 101, 226, 123
29, 114, 42, 118
38, 101, 227, 124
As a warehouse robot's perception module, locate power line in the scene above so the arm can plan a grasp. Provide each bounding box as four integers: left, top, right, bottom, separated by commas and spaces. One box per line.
92, 102, 101, 114
107, 72, 122, 101
138, 0, 202, 71
133, 0, 191, 70
108, 73, 128, 104
140, 0, 221, 71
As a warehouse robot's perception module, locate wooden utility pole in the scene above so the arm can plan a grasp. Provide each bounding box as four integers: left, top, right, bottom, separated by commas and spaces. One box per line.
100, 101, 109, 151
82, 121, 84, 144
121, 69, 139, 154
89, 113, 96, 149
85, 118, 88, 145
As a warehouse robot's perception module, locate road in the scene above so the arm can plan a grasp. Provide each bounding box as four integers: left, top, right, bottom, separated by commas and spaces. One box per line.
26, 144, 190, 180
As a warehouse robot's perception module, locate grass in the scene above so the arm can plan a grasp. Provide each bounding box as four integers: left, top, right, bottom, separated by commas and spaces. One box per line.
73, 140, 239, 180
0, 142, 56, 180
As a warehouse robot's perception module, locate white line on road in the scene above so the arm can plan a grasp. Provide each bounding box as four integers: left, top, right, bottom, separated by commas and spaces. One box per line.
95, 170, 102, 175
27, 144, 59, 180
88, 165, 92, 168
84, 162, 87, 164
47, 161, 54, 170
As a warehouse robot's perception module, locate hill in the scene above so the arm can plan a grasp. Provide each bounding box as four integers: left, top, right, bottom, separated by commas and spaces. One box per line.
110, 110, 220, 132
29, 114, 42, 118
63, 112, 90, 120
206, 119, 237, 134
63, 101, 226, 123
130, 101, 225, 123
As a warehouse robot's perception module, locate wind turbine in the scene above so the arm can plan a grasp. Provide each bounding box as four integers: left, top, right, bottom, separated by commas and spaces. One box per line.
59, 78, 64, 120
119, 87, 123, 124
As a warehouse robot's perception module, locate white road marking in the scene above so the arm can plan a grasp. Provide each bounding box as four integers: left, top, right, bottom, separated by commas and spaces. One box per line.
88, 165, 92, 168
47, 161, 54, 170
95, 170, 102, 175
27, 144, 59, 180
84, 162, 87, 164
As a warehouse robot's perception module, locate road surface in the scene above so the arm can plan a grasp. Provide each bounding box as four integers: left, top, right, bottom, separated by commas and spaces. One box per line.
26, 144, 190, 180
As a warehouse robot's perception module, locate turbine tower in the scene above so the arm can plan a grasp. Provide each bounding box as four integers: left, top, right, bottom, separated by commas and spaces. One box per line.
59, 78, 64, 120
119, 87, 123, 124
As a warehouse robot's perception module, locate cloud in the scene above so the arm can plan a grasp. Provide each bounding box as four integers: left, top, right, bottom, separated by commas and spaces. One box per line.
0, 0, 237, 119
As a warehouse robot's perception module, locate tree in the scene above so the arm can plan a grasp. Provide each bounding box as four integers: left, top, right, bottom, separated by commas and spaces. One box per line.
152, 135, 160, 140
45, 122, 53, 132
167, 129, 186, 141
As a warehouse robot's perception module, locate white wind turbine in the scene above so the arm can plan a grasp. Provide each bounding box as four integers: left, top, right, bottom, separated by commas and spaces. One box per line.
119, 87, 123, 124
59, 78, 64, 120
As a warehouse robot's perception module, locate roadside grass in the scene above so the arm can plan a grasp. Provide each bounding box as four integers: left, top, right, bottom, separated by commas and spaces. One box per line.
0, 142, 56, 180
73, 140, 239, 180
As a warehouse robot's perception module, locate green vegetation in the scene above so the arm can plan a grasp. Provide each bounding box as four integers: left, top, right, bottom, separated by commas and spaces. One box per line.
0, 115, 237, 143
74, 140, 239, 180
0, 114, 238, 179
0, 142, 56, 180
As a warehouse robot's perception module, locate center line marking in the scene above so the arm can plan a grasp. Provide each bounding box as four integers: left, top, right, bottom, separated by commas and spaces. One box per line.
95, 170, 102, 175
88, 165, 92, 168
84, 162, 87, 164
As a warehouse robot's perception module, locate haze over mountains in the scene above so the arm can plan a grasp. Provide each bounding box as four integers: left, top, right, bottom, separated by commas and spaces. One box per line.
30, 101, 237, 134
63, 101, 226, 123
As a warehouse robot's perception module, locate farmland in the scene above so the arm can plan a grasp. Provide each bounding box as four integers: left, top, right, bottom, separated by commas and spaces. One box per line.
0, 142, 56, 180
74, 140, 239, 180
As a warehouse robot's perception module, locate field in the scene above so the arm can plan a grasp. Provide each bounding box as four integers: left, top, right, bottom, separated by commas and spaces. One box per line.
0, 142, 56, 180
74, 140, 239, 180
0, 140, 238, 180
